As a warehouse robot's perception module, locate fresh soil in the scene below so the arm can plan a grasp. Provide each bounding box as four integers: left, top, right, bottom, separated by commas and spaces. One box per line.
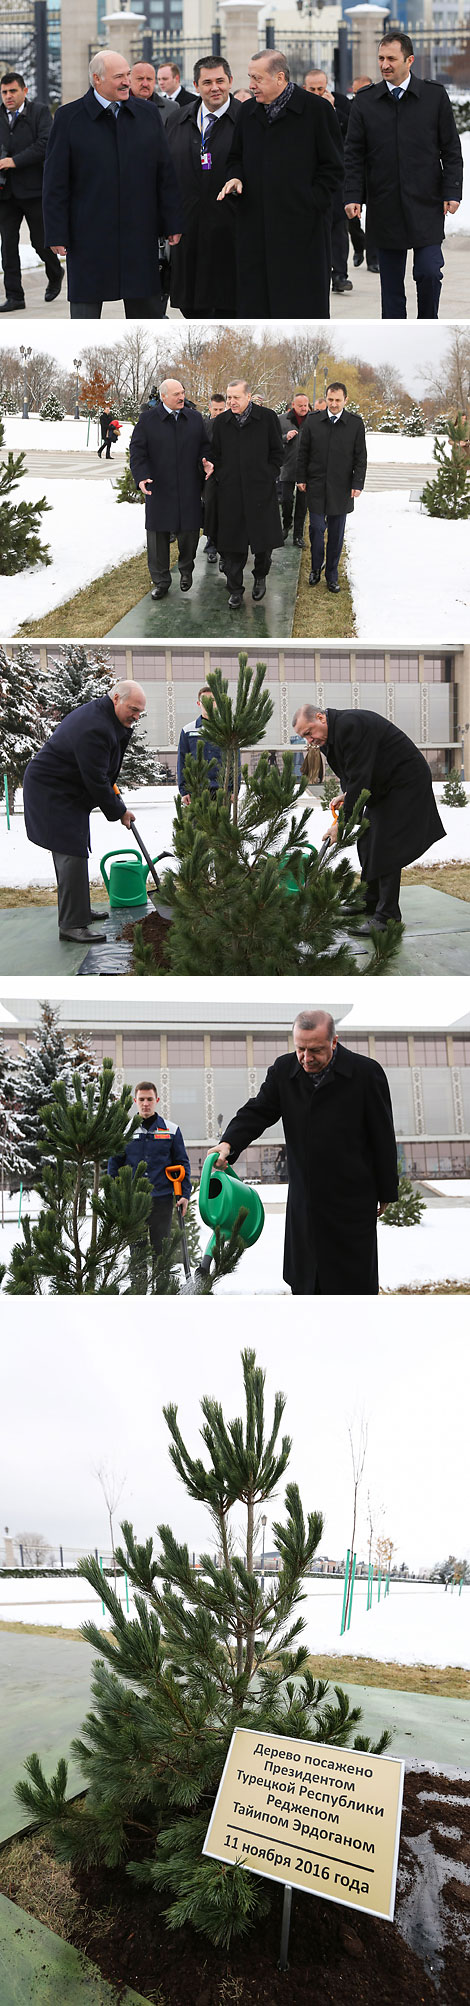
120, 907, 172, 970
1, 1770, 469, 2005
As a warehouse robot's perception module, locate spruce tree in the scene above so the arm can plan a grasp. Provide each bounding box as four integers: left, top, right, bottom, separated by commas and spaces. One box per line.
134, 657, 402, 977
0, 644, 48, 809
381, 1175, 425, 1227
40, 392, 65, 422
377, 409, 401, 432
15, 1348, 391, 1946
11, 1001, 89, 1191
40, 645, 162, 788
0, 451, 52, 573
422, 415, 470, 519
442, 767, 468, 807
402, 404, 427, 436
0, 411, 4, 445
114, 448, 145, 504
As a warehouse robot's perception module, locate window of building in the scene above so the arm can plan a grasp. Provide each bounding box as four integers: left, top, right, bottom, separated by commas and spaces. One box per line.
252, 1038, 289, 1065
413, 1039, 448, 1065
210, 1039, 247, 1066
318, 654, 351, 679
122, 1037, 161, 1067
354, 655, 386, 680
342, 1037, 370, 1055
283, 653, 317, 680
171, 654, 206, 678
88, 1035, 116, 1060
130, 652, 166, 680
392, 656, 419, 681
167, 1039, 205, 1066
452, 1040, 470, 1065
374, 1038, 409, 1065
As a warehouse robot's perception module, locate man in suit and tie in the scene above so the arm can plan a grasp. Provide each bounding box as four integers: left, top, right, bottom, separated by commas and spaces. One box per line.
166, 56, 240, 317
296, 382, 367, 593
344, 31, 462, 318
0, 69, 63, 312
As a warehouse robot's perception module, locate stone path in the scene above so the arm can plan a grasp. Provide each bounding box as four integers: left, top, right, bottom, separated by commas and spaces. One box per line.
106, 536, 302, 640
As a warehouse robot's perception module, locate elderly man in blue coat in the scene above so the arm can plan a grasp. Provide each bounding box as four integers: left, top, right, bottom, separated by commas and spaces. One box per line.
23, 683, 146, 944
42, 47, 183, 318
130, 378, 209, 598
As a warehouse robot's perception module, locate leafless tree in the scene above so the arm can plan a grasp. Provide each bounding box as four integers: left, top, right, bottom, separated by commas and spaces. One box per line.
344, 1417, 368, 1626
418, 326, 470, 414
94, 1464, 126, 1585
14, 1530, 53, 1566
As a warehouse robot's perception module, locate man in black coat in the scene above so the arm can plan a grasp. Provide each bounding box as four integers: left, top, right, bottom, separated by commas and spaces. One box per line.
23, 684, 145, 943
203, 381, 284, 609
344, 31, 462, 319
279, 393, 311, 545
304, 69, 353, 295
166, 56, 240, 317
156, 62, 194, 122
296, 383, 367, 593
213, 1009, 398, 1295
42, 47, 183, 317
130, 379, 208, 599
217, 49, 343, 316
293, 703, 446, 929
0, 70, 63, 312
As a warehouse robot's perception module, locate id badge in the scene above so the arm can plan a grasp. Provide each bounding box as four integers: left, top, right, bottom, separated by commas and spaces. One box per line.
201, 149, 212, 169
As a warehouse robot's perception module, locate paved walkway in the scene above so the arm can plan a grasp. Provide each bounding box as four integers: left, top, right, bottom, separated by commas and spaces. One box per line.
12, 234, 470, 318
1, 883, 469, 976
7, 449, 436, 492
106, 536, 302, 640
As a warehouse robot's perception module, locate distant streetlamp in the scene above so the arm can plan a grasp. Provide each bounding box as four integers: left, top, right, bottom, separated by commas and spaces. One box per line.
460, 722, 470, 782
19, 344, 32, 420
261, 1513, 267, 1596
73, 356, 81, 422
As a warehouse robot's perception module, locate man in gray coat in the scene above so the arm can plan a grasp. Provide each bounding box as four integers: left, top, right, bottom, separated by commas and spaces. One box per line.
296, 382, 367, 592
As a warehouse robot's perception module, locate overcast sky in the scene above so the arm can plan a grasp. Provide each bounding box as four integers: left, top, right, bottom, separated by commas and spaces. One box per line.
1, 974, 469, 1031
2, 1298, 468, 1571
0, 320, 457, 398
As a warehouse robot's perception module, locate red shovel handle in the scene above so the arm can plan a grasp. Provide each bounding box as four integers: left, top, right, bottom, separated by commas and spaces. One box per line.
166, 1163, 185, 1200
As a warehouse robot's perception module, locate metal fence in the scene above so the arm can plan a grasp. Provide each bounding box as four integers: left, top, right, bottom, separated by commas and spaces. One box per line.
0, 1, 61, 100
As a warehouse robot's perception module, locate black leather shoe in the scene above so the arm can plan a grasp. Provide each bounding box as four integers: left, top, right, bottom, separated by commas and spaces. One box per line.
151, 584, 170, 599
89, 908, 107, 921
180, 573, 192, 591
59, 927, 107, 943
219, 556, 226, 572
228, 592, 243, 609
356, 917, 389, 936
326, 579, 341, 593
332, 276, 353, 293
0, 296, 25, 312
252, 577, 266, 602
206, 551, 217, 563
308, 568, 322, 586
45, 276, 63, 302
367, 261, 380, 274
353, 250, 364, 267
293, 535, 304, 548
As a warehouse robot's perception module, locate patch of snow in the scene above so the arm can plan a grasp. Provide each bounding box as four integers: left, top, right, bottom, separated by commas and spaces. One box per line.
345, 492, 470, 642
4, 417, 133, 453
0, 478, 146, 628
365, 434, 438, 462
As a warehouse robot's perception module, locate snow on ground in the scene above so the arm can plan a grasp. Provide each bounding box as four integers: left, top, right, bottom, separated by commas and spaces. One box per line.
0, 480, 146, 629
365, 434, 439, 462
0, 1573, 468, 1667
426, 1181, 470, 1198
345, 492, 470, 643
210, 1192, 470, 1295
4, 417, 133, 453
444, 130, 470, 232
2, 785, 470, 894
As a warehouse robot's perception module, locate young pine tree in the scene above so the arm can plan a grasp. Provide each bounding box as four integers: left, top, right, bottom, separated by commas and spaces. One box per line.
136, 656, 401, 977
0, 452, 51, 573
40, 391, 65, 422
16, 1348, 391, 1947
381, 1175, 425, 1227
442, 766, 467, 807
114, 447, 145, 504
422, 415, 470, 519
40, 644, 162, 788
402, 404, 427, 436
4, 1059, 152, 1294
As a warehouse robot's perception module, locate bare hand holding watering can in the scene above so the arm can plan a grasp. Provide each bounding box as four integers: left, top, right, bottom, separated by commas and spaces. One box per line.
322, 795, 345, 845
212, 1142, 231, 1168
113, 783, 135, 829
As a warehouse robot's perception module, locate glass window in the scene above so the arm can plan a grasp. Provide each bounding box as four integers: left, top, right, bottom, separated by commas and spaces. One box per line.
414, 1039, 448, 1065
252, 1038, 288, 1065
167, 1038, 205, 1066
211, 1039, 247, 1066
420, 1069, 455, 1132
122, 1037, 161, 1067
374, 1038, 409, 1065
354, 656, 385, 680
453, 1041, 470, 1065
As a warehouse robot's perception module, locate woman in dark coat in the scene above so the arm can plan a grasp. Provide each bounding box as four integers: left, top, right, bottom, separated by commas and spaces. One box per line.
217, 1043, 398, 1295
295, 704, 446, 928
220, 80, 344, 315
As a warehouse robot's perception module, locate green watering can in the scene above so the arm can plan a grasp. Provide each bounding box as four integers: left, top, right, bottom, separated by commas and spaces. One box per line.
198, 1150, 265, 1257
275, 840, 318, 897
100, 848, 161, 909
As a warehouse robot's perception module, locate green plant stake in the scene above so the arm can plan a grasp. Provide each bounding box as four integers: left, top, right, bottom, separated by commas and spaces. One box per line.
99, 1554, 105, 1617
347, 1552, 357, 1631
340, 1549, 350, 1635
3, 772, 10, 829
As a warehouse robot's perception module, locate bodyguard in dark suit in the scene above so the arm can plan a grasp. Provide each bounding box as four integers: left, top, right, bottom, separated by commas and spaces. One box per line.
296, 383, 367, 591
293, 704, 445, 929
279, 394, 311, 544
156, 63, 194, 123
304, 69, 353, 295
204, 382, 284, 609
0, 71, 62, 311
166, 56, 240, 317
344, 31, 462, 318
23, 686, 145, 943
130, 380, 209, 599
42, 47, 183, 318
214, 1009, 398, 1296
217, 49, 343, 316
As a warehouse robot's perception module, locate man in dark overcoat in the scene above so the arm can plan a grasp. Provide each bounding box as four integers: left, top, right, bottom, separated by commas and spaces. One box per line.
166, 57, 240, 317
42, 47, 183, 318
296, 382, 367, 592
213, 1009, 398, 1296
23, 684, 145, 943
217, 48, 344, 316
344, 31, 462, 319
0, 69, 63, 311
130, 378, 209, 598
293, 703, 446, 930
304, 69, 353, 295
203, 381, 284, 609
279, 392, 311, 545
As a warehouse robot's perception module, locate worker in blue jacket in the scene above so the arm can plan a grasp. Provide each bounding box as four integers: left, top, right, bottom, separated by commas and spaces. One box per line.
177, 683, 241, 801
108, 1079, 191, 1288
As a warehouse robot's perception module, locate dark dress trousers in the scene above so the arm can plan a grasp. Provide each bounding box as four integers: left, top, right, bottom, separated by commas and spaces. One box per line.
297, 408, 367, 584
130, 401, 208, 587
224, 85, 344, 315
0, 98, 62, 300
344, 77, 462, 316
167, 95, 240, 315
221, 1046, 399, 1295
325, 707, 445, 885
42, 88, 183, 309
207, 404, 283, 583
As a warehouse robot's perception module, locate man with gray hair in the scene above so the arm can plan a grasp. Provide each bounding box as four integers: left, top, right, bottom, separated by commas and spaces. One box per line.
23, 684, 146, 943
130, 379, 209, 598
217, 49, 343, 314
42, 48, 183, 317
213, 1008, 398, 1294
292, 704, 445, 931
